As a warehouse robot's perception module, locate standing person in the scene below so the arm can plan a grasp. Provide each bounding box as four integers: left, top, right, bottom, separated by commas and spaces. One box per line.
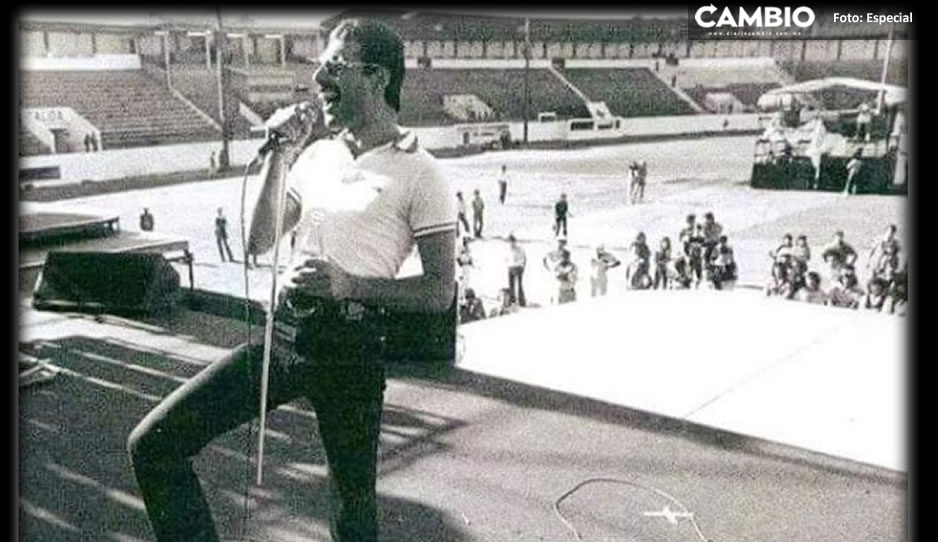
214, 207, 235, 262
843, 148, 863, 196
636, 160, 648, 202
590, 244, 621, 297
554, 249, 578, 304
855, 101, 872, 142
701, 212, 723, 263
455, 191, 470, 237
457, 236, 474, 292
867, 224, 901, 278
127, 19, 456, 542
84, 133, 92, 152
543, 237, 568, 274
554, 193, 569, 238
472, 189, 485, 238
497, 164, 509, 204
209, 151, 218, 178
653, 236, 672, 290
506, 234, 527, 307
139, 207, 155, 232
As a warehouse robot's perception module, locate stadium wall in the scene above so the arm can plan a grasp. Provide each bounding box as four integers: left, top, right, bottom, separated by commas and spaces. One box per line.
19, 112, 765, 184
20, 54, 141, 71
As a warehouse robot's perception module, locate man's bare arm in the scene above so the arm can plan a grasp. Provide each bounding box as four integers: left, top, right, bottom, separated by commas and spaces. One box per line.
247, 149, 301, 255
347, 230, 457, 313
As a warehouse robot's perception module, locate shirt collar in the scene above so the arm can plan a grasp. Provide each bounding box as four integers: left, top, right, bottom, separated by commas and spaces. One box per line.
337, 129, 419, 156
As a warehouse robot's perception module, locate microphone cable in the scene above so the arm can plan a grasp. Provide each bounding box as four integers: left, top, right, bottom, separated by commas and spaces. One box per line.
238, 156, 258, 540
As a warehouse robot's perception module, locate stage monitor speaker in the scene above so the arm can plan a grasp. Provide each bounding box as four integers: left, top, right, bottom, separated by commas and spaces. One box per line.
33, 251, 180, 316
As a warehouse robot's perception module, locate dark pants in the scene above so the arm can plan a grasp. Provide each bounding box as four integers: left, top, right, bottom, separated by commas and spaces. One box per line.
554, 215, 567, 237
216, 234, 235, 262
127, 302, 387, 542
473, 214, 483, 238
499, 182, 507, 204
457, 213, 470, 237
508, 266, 526, 307
654, 264, 669, 290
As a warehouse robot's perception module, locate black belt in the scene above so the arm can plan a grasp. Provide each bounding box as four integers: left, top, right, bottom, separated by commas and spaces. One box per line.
279, 291, 385, 323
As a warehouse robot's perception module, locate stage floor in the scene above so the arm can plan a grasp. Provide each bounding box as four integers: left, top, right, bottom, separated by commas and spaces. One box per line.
19, 297, 905, 542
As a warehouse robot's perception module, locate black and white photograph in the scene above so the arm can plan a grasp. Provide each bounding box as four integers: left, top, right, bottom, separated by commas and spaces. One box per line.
17, 7, 911, 542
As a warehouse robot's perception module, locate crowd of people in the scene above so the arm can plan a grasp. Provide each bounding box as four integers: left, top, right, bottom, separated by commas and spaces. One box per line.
764, 225, 907, 314
458, 206, 744, 324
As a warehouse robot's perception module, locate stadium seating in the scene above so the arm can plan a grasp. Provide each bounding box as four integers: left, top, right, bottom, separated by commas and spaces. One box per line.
19, 124, 50, 156
562, 68, 696, 117
20, 70, 220, 149
683, 82, 782, 112
780, 59, 907, 86
399, 68, 590, 126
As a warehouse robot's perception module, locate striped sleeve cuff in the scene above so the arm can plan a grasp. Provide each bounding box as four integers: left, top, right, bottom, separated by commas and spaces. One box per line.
414, 222, 457, 238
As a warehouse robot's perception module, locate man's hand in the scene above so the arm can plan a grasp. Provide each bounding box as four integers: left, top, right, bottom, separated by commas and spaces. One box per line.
287, 258, 356, 301
264, 102, 330, 159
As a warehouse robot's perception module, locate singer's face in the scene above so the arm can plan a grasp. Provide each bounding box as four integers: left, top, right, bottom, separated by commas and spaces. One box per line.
314, 37, 377, 131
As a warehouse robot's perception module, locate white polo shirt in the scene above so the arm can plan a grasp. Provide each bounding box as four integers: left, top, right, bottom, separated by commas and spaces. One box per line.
284, 131, 454, 284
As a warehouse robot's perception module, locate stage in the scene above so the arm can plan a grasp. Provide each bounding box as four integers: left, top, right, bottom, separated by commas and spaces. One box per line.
18, 291, 905, 542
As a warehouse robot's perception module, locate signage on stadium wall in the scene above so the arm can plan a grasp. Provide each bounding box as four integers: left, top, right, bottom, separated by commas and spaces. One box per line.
687, 4, 912, 40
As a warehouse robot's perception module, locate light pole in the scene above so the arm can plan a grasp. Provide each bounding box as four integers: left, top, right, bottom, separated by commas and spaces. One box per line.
215, 9, 230, 169
523, 17, 530, 145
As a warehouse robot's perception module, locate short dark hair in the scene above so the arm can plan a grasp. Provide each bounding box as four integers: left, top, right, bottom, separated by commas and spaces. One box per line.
331, 19, 405, 112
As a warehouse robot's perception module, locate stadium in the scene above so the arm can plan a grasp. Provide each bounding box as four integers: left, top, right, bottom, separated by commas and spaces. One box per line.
18, 9, 908, 542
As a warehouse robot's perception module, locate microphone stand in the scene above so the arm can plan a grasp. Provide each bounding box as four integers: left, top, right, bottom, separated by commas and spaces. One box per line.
256, 141, 289, 486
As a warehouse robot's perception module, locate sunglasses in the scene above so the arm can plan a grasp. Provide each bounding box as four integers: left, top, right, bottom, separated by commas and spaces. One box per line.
318, 55, 384, 78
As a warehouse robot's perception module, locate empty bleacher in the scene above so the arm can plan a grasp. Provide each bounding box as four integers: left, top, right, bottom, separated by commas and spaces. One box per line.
19, 124, 50, 157
19, 70, 219, 149
400, 68, 590, 126
779, 59, 907, 86
683, 82, 782, 112
562, 68, 696, 117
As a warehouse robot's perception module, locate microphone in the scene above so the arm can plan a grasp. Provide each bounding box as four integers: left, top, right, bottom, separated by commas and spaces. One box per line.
255, 102, 319, 160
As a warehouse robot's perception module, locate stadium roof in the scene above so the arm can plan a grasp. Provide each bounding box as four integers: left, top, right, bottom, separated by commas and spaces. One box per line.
19, 10, 335, 32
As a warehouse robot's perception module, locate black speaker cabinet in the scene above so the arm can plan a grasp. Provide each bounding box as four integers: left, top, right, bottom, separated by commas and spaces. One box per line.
33, 251, 180, 316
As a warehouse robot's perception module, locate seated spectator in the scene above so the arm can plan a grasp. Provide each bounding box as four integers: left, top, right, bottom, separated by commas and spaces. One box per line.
795, 271, 828, 305
821, 230, 858, 279
457, 236, 474, 287
766, 260, 796, 299
862, 277, 889, 312
626, 232, 652, 290
459, 288, 487, 323
827, 267, 864, 309
670, 255, 694, 290
708, 235, 737, 290
887, 264, 908, 315
490, 288, 520, 318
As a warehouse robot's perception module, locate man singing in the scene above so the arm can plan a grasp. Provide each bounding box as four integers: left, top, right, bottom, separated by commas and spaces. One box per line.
127, 19, 455, 542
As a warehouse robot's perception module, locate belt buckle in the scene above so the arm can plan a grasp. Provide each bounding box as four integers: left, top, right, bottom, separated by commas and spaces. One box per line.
341, 301, 366, 321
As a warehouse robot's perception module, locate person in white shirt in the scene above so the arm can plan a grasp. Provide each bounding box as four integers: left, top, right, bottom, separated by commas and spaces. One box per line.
590, 244, 621, 296
128, 19, 455, 542
506, 234, 527, 306
498, 164, 509, 204
555, 249, 578, 304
